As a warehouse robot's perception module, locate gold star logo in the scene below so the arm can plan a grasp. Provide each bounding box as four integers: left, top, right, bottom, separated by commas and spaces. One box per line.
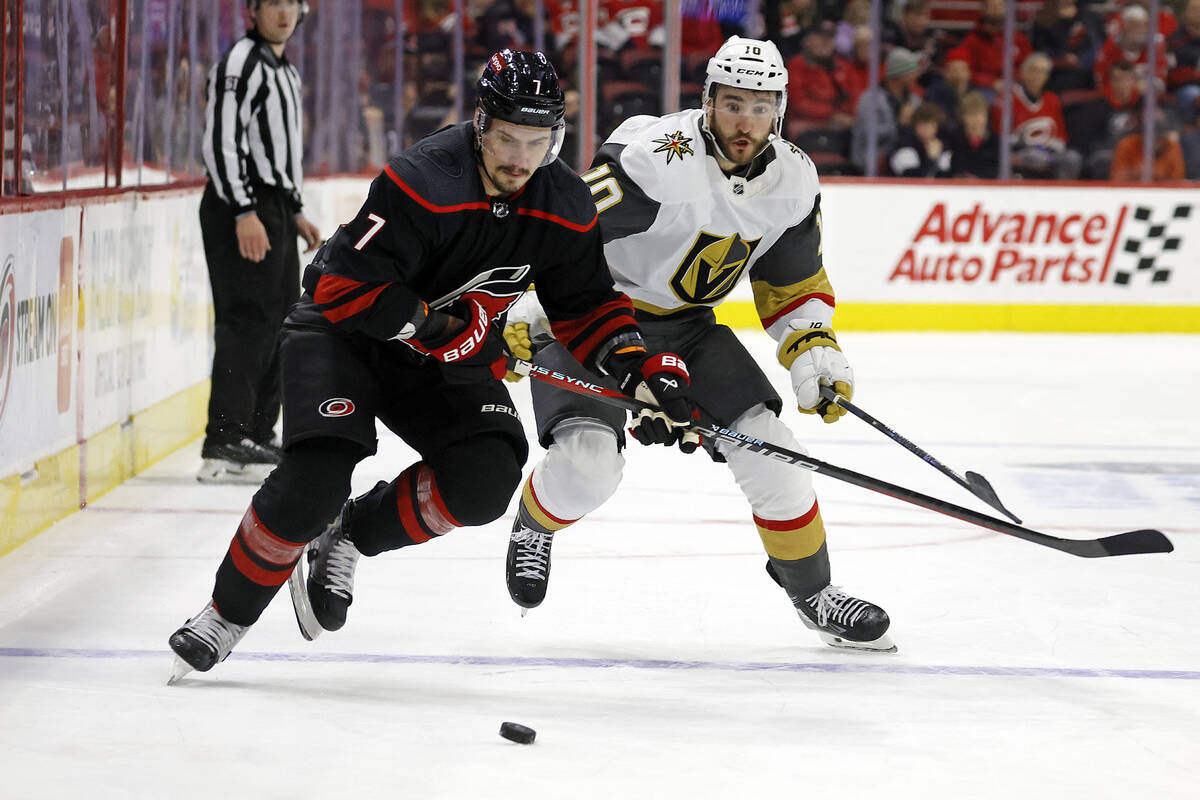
651, 130, 695, 164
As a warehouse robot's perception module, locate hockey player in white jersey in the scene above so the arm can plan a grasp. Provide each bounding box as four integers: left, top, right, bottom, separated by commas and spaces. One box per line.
504, 36, 895, 651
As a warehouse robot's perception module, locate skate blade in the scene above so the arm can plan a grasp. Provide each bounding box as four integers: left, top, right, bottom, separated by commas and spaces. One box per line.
817, 631, 898, 653
196, 460, 273, 485
167, 655, 193, 685
287, 548, 323, 642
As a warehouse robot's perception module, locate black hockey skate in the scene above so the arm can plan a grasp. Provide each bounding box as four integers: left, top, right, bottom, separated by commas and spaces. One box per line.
766, 562, 896, 652
506, 519, 555, 614
167, 601, 250, 684
289, 502, 360, 640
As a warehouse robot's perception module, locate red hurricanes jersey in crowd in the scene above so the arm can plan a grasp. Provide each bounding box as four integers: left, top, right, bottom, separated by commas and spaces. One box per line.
992, 86, 1069, 150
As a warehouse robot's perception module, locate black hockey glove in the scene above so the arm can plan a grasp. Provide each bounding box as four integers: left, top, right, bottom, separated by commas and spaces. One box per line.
603, 347, 700, 453
403, 294, 508, 384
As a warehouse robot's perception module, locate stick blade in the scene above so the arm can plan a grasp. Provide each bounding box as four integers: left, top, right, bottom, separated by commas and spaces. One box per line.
1095, 529, 1174, 557
964, 470, 1022, 524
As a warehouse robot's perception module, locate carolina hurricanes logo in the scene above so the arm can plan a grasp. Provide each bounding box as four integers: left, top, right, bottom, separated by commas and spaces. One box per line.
651, 130, 695, 164
0, 256, 15, 430
319, 398, 355, 417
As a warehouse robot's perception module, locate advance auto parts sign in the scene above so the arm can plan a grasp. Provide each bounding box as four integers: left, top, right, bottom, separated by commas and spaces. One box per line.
824, 185, 1200, 305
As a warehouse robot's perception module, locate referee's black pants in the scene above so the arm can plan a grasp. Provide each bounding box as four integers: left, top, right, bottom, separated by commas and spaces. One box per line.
199, 183, 299, 448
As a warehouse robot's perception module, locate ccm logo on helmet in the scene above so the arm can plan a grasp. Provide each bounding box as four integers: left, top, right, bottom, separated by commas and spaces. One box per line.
319, 398, 356, 417
735, 68, 766, 75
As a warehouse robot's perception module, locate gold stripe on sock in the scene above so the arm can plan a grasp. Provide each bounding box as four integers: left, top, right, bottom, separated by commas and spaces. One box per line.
756, 507, 827, 560
520, 476, 576, 532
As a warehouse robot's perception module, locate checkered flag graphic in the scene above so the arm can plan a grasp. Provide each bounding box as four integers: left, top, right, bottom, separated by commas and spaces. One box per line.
1114, 204, 1191, 285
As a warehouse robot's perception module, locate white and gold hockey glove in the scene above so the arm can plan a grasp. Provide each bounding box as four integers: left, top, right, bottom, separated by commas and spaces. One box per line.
502, 321, 534, 382
778, 320, 854, 423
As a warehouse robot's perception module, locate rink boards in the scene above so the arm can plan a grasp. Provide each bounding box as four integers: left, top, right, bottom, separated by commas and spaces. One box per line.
2, 177, 1198, 555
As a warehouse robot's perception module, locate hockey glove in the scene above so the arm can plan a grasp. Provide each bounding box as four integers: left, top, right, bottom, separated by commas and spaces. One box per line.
603, 346, 700, 453
778, 320, 853, 423
401, 295, 508, 384
502, 321, 533, 382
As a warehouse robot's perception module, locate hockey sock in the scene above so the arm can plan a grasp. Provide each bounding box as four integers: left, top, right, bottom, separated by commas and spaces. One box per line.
757, 501, 832, 599
517, 474, 578, 536
352, 435, 523, 555
211, 438, 360, 626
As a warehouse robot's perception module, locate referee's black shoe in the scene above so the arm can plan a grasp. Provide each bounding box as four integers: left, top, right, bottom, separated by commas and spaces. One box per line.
197, 438, 279, 484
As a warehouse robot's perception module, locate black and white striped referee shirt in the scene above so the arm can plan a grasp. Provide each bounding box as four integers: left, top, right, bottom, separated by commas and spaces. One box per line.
202, 29, 304, 216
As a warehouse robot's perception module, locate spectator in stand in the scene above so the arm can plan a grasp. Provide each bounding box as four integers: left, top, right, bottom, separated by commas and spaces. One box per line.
1167, 0, 1200, 125
834, 0, 871, 59
1031, 0, 1106, 92
1087, 60, 1142, 177
476, 0, 563, 65
851, 47, 923, 172
882, 0, 946, 84
839, 25, 874, 114
786, 22, 856, 133
596, 0, 663, 52
1095, 4, 1168, 94
996, 52, 1082, 179
956, 0, 1033, 98
1103, 0, 1177, 42
925, 52, 973, 134
1110, 113, 1186, 180
777, 0, 821, 61
889, 101, 952, 177
948, 91, 1000, 178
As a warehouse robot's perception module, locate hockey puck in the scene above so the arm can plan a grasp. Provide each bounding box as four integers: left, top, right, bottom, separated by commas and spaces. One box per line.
499, 721, 536, 744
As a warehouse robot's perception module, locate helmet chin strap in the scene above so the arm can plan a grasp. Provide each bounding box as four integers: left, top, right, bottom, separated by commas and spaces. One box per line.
701, 104, 777, 171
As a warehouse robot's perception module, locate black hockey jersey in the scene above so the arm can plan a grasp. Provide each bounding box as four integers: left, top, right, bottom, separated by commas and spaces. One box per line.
295, 122, 638, 370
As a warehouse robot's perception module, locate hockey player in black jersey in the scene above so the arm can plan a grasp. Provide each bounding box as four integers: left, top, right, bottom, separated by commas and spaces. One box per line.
167, 50, 694, 682
504, 37, 895, 651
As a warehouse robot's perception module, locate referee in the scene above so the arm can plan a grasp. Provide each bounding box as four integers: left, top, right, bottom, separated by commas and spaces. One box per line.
198, 0, 320, 483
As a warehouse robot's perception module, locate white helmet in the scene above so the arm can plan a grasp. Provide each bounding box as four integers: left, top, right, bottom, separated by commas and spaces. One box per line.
704, 36, 788, 115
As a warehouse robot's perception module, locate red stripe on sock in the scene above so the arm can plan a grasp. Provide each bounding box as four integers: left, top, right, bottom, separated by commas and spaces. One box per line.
395, 467, 433, 544
239, 505, 306, 565
229, 537, 292, 587
753, 500, 820, 532
528, 477, 575, 527
416, 464, 461, 532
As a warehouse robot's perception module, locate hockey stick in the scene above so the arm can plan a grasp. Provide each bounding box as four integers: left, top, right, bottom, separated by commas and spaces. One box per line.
508, 357, 1173, 559
818, 385, 1022, 524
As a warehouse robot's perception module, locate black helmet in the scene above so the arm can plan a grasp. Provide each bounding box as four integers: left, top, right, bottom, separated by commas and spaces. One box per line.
477, 50, 565, 128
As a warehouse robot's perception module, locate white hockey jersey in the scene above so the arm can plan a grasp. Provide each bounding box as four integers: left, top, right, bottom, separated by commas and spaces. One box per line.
581, 108, 837, 344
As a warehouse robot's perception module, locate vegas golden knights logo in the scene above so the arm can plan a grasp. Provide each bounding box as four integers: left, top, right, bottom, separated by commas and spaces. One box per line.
669, 231, 761, 304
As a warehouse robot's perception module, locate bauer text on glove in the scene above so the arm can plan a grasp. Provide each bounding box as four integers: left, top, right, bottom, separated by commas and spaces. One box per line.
395, 294, 508, 384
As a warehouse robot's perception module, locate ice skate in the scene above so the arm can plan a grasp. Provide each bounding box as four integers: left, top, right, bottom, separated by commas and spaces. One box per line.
197, 439, 279, 484
765, 562, 895, 652
794, 584, 896, 652
290, 502, 359, 639
166, 601, 250, 684
506, 520, 555, 615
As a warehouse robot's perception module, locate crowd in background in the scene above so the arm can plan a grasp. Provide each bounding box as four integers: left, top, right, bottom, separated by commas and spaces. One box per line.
4, 0, 1198, 195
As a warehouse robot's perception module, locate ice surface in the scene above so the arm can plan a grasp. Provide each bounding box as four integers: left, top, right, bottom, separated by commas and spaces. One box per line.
1, 332, 1197, 799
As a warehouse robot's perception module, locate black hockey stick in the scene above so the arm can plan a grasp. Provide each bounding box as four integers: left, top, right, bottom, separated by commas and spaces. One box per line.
508, 356, 1173, 559
818, 385, 1022, 524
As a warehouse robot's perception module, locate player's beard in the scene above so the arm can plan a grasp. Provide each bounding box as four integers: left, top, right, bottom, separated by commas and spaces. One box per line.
487, 163, 532, 196
715, 126, 771, 167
